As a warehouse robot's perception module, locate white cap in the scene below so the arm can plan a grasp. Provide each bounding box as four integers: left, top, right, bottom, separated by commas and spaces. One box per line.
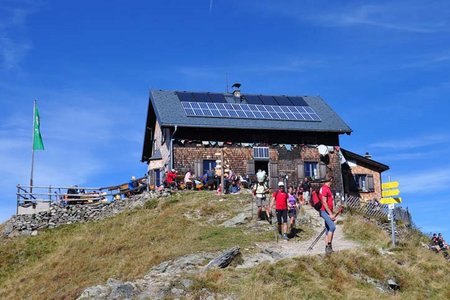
278, 181, 284, 187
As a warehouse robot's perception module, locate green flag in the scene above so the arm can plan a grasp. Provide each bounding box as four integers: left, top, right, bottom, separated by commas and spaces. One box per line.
33, 105, 44, 150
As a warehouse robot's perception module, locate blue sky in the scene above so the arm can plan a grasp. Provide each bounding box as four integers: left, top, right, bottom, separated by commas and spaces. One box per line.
1, 0, 449, 237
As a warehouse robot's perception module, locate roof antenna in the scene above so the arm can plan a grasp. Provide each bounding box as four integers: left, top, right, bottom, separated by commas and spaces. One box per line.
226, 72, 229, 93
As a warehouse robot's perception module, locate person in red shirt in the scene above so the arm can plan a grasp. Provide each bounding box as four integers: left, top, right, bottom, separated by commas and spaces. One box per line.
271, 181, 289, 241
320, 176, 336, 254
166, 169, 177, 189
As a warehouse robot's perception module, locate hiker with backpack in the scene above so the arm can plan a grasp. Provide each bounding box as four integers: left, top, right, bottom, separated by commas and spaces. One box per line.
271, 181, 289, 241
253, 181, 270, 222
309, 177, 336, 253
319, 176, 336, 254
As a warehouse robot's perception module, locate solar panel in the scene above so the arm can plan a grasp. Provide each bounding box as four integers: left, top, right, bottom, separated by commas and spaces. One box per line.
244, 95, 263, 105
208, 93, 227, 103
288, 96, 308, 106
176, 92, 195, 102
259, 95, 278, 105
181, 101, 321, 122
192, 93, 211, 102
274, 96, 292, 106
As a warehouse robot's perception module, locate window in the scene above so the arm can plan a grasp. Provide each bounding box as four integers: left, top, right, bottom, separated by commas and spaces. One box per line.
203, 160, 216, 175
253, 147, 269, 159
352, 174, 374, 192
154, 169, 161, 187
304, 162, 318, 178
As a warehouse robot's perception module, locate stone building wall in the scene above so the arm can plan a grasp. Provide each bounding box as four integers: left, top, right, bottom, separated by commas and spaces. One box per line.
171, 144, 344, 194
345, 163, 382, 201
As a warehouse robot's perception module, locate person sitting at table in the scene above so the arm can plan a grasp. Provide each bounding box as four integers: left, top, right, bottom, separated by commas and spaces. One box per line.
67, 185, 79, 199
184, 170, 194, 190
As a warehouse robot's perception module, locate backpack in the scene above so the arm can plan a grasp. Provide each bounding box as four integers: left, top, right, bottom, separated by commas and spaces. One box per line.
310, 190, 322, 211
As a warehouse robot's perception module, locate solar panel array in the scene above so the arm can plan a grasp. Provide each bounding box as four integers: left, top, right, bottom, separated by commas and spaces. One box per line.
176, 92, 309, 106
180, 101, 321, 121
176, 92, 321, 122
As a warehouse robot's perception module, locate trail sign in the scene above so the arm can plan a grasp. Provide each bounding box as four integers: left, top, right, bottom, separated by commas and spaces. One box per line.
382, 181, 399, 189
382, 189, 400, 197
382, 180, 401, 248
380, 197, 402, 204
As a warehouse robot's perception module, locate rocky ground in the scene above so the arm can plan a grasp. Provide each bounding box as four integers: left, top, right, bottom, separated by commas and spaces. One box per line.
77, 203, 361, 300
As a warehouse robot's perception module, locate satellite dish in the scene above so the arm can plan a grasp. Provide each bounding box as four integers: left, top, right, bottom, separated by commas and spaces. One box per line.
317, 144, 329, 156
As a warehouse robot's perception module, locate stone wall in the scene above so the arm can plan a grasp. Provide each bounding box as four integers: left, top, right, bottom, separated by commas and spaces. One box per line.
2, 191, 169, 238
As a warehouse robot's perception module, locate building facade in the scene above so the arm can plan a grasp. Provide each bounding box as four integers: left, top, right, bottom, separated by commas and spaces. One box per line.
142, 89, 354, 193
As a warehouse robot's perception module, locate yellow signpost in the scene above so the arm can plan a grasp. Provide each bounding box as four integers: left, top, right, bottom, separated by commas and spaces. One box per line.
381, 181, 401, 247
379, 197, 402, 204
381, 181, 399, 189
382, 189, 401, 197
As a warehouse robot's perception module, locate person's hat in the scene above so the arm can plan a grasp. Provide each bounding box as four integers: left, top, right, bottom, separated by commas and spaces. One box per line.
171, 169, 175, 172
278, 181, 285, 187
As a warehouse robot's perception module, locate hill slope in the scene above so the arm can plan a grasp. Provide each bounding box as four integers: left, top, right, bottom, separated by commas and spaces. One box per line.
1, 191, 449, 299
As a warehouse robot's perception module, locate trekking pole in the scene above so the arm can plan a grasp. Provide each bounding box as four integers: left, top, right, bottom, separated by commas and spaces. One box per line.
307, 228, 326, 251
307, 206, 344, 252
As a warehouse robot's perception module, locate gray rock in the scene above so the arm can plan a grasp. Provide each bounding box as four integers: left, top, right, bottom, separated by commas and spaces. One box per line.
220, 213, 250, 227
77, 285, 110, 299
107, 278, 136, 299
3, 222, 13, 235
204, 246, 240, 270
181, 279, 193, 288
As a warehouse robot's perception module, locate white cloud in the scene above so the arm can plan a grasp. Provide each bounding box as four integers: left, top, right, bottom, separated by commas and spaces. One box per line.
370, 134, 449, 150
0, 1, 40, 71
257, 1, 450, 33
394, 167, 450, 194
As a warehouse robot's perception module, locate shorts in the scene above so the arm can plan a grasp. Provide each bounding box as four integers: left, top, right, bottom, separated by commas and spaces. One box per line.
256, 196, 268, 207
276, 209, 288, 224
303, 191, 310, 202
320, 210, 336, 234
288, 208, 297, 218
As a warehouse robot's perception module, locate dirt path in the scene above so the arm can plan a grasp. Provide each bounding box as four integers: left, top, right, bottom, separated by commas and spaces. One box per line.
239, 205, 361, 268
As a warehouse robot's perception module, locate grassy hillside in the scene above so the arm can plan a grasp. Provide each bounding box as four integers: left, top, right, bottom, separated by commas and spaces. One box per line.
1, 192, 449, 299
0, 192, 283, 299
188, 216, 450, 299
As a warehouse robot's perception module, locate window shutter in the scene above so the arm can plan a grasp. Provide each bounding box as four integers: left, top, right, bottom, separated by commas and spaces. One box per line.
195, 160, 202, 177
297, 162, 305, 179
367, 174, 374, 192
269, 162, 278, 189
247, 160, 255, 175
318, 162, 327, 179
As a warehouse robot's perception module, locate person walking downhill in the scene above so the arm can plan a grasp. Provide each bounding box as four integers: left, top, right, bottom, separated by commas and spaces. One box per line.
320, 176, 336, 254
287, 186, 298, 232
271, 181, 289, 241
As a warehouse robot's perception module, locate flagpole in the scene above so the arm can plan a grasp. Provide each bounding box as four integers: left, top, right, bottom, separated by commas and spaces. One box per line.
30, 100, 36, 194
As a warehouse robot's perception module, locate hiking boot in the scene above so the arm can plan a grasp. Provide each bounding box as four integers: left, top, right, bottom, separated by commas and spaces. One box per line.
267, 218, 272, 225
325, 245, 334, 254
283, 234, 289, 241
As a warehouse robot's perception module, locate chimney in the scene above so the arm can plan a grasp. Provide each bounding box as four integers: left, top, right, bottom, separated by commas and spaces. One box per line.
364, 152, 372, 159
232, 83, 241, 100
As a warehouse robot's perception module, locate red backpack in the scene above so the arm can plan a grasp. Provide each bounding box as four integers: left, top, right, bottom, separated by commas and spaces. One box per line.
310, 190, 323, 212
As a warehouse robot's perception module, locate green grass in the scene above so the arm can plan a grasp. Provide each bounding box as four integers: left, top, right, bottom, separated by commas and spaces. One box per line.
0, 192, 275, 299
188, 215, 450, 299
2, 192, 449, 299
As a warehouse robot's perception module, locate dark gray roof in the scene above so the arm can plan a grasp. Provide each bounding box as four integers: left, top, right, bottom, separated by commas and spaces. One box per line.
149, 90, 352, 133
341, 148, 389, 172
